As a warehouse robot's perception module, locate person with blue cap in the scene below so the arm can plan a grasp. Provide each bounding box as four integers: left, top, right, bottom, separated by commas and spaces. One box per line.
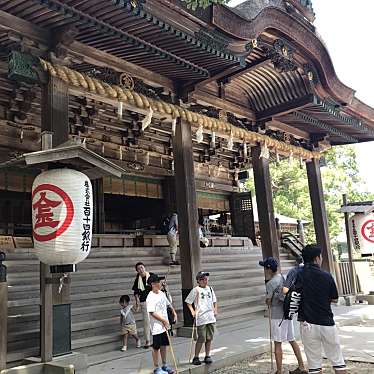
259, 257, 306, 374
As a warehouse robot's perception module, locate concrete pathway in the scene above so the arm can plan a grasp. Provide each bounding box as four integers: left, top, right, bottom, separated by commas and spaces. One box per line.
87, 305, 374, 374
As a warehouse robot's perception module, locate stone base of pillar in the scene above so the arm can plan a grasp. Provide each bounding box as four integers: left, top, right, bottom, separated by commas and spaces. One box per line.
24, 352, 88, 374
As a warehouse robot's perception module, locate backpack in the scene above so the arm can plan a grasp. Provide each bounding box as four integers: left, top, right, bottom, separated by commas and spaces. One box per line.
282, 269, 303, 321
161, 216, 170, 234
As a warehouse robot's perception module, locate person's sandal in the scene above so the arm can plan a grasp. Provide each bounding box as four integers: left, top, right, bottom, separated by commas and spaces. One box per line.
192, 357, 202, 365
204, 356, 213, 364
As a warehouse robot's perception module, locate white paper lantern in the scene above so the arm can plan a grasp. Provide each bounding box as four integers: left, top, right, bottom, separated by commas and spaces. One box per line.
349, 212, 374, 256
32, 169, 93, 266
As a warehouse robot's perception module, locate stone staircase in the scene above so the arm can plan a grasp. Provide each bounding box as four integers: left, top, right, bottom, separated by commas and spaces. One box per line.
5, 241, 297, 366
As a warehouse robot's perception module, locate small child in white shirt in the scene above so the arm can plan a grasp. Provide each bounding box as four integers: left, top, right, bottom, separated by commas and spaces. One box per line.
119, 295, 141, 351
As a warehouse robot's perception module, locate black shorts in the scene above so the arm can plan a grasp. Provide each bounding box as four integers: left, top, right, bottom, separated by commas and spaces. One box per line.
152, 331, 169, 350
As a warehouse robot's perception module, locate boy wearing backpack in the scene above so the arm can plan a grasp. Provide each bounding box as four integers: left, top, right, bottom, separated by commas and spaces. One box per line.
260, 257, 307, 374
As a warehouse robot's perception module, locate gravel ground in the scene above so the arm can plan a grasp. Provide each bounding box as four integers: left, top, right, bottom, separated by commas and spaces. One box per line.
212, 349, 374, 374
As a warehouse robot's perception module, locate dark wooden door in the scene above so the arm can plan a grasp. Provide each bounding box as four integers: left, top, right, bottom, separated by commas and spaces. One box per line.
230, 192, 256, 245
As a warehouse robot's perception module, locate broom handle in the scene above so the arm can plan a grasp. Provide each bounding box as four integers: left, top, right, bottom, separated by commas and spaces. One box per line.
166, 329, 179, 374
188, 315, 197, 363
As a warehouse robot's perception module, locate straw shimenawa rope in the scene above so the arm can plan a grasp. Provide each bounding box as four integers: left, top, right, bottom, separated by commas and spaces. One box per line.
39, 58, 321, 160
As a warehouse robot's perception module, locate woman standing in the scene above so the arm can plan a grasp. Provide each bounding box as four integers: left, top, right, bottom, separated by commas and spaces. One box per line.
132, 262, 154, 348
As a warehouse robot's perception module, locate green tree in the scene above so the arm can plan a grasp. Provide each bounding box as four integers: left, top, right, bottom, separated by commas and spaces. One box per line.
246, 145, 373, 245
181, 0, 229, 10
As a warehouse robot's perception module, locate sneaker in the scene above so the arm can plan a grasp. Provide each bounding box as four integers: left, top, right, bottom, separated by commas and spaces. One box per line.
136, 340, 141, 348
204, 356, 213, 364
192, 357, 202, 365
120, 346, 127, 351
153, 368, 168, 374
289, 368, 308, 374
161, 365, 175, 374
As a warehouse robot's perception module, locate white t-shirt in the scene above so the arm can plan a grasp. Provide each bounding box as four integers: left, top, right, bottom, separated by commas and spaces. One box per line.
146, 291, 171, 335
185, 286, 217, 326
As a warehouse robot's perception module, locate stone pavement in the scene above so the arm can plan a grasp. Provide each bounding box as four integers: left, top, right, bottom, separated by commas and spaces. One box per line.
87, 305, 374, 374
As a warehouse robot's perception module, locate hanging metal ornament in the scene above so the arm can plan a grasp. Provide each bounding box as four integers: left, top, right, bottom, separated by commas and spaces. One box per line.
117, 101, 123, 121
260, 142, 270, 159
196, 124, 203, 143
141, 107, 153, 131
171, 118, 177, 137
227, 133, 234, 151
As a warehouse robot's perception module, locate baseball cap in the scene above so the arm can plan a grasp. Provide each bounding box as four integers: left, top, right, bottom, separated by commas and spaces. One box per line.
259, 257, 278, 272
196, 271, 210, 280
146, 274, 165, 285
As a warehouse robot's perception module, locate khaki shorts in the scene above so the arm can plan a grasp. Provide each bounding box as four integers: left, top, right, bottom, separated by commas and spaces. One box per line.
195, 323, 215, 343
121, 323, 137, 335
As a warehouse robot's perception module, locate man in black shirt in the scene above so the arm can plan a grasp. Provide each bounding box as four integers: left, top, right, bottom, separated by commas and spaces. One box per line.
132, 262, 155, 348
299, 245, 346, 374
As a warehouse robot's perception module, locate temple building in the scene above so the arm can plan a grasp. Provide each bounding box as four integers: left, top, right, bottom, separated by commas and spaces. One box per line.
0, 0, 373, 370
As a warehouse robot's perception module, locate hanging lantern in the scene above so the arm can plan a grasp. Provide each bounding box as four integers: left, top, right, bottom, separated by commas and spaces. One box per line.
349, 212, 374, 256
32, 169, 93, 269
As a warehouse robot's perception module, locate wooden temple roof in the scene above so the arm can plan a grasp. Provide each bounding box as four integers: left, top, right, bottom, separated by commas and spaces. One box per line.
0, 0, 373, 155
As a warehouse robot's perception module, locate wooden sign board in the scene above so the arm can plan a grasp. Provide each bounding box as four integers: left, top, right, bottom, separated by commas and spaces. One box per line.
0, 236, 15, 250
13, 237, 33, 248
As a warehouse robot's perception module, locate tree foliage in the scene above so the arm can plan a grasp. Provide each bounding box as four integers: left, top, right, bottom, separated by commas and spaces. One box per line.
246, 145, 373, 245
181, 0, 229, 10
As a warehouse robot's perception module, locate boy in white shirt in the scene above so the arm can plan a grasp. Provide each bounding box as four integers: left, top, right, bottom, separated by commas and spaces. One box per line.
146, 274, 178, 374
185, 271, 218, 365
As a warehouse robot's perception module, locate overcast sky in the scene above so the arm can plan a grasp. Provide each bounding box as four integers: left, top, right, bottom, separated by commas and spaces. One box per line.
228, 0, 374, 193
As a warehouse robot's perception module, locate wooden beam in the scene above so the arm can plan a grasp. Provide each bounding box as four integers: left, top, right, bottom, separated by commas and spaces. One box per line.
0, 9, 174, 91
306, 158, 334, 274
258, 94, 315, 120
68, 42, 175, 91
0, 10, 48, 44
173, 118, 201, 327
251, 145, 280, 263
267, 119, 310, 139
189, 90, 255, 120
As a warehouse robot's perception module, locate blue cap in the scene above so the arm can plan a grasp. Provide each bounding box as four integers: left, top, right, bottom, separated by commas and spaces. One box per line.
259, 257, 278, 272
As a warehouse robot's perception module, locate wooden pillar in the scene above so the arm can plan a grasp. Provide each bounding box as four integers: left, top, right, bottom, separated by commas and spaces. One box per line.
251, 145, 280, 263
93, 179, 105, 234
173, 118, 200, 327
40, 75, 70, 362
342, 194, 357, 294
0, 252, 7, 370
41, 76, 69, 148
306, 158, 334, 274
162, 176, 177, 214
